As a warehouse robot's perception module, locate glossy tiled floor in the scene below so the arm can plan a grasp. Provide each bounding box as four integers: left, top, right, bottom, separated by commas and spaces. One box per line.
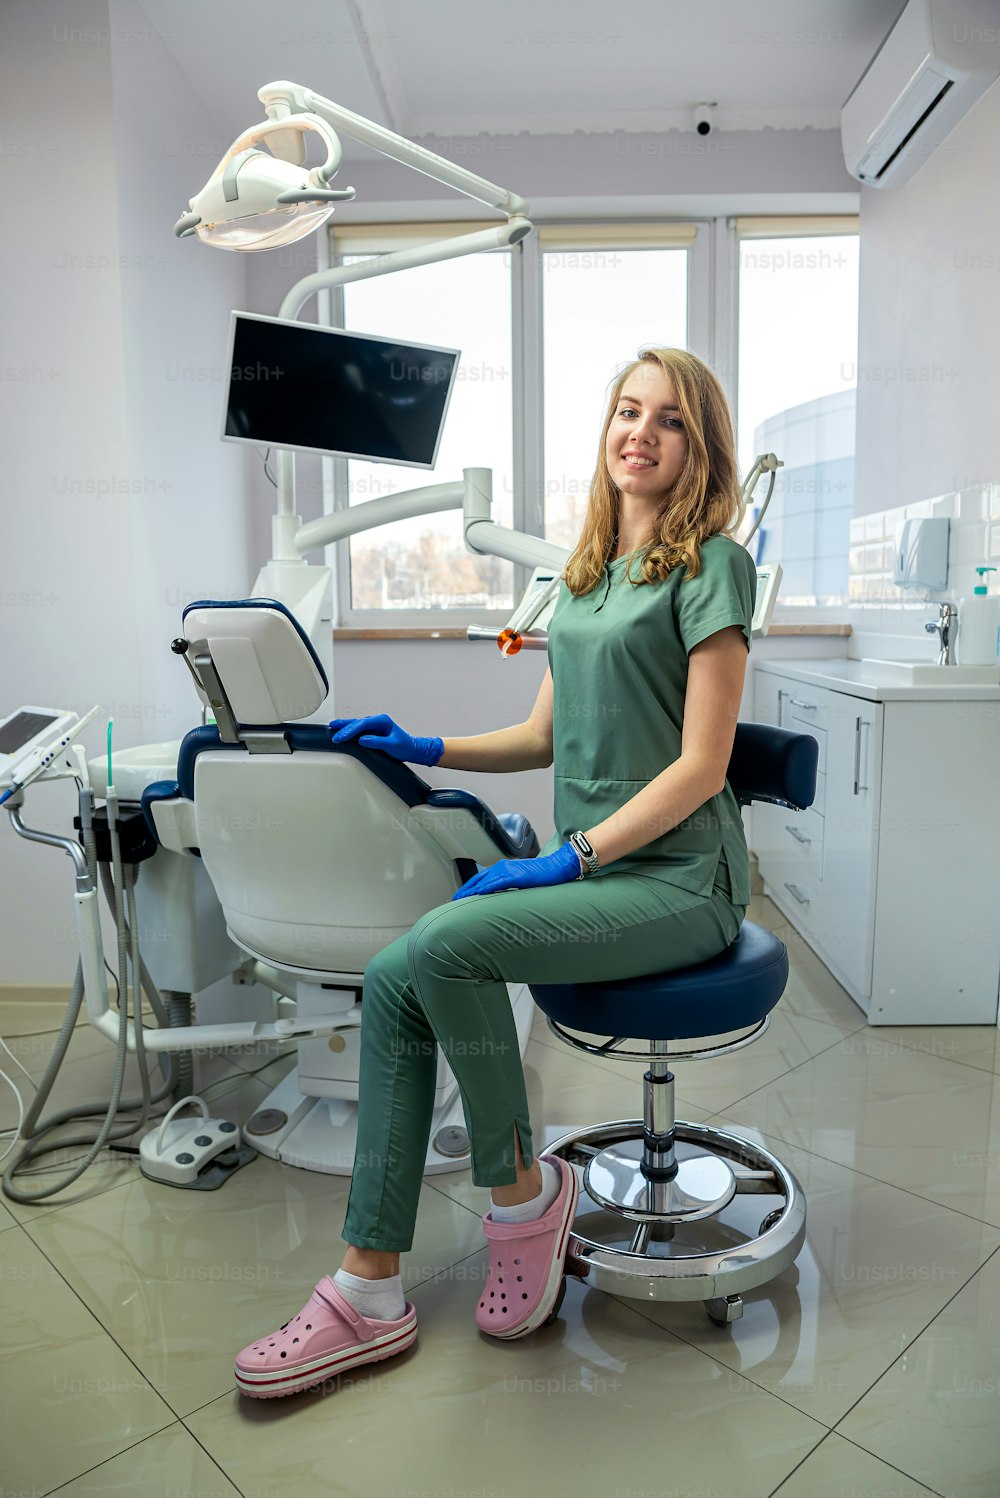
2, 890, 999, 1497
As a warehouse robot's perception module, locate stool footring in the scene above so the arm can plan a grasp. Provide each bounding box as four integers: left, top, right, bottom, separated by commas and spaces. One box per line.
548, 1117, 806, 1306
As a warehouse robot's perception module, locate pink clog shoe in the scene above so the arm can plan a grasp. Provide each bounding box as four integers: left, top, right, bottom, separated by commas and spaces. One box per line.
235, 1275, 417, 1399
476, 1154, 580, 1339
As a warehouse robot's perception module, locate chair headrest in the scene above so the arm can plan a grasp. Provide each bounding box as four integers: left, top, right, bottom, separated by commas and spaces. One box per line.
182, 598, 328, 726
728, 723, 818, 811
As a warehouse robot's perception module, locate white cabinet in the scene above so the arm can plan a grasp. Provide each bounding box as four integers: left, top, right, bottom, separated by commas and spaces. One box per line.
753, 662, 1000, 1026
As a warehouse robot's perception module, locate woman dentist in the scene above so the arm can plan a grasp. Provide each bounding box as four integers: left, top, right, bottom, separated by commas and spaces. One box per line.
235, 347, 757, 1398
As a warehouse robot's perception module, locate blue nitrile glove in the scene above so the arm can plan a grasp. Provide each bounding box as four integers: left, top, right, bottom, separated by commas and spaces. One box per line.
452, 841, 583, 901
329, 713, 444, 767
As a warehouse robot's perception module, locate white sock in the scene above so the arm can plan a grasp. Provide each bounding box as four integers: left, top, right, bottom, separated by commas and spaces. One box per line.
333, 1267, 406, 1321
490, 1158, 562, 1224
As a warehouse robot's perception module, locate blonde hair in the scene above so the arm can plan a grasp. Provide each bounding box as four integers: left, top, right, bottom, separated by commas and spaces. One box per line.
562, 347, 745, 595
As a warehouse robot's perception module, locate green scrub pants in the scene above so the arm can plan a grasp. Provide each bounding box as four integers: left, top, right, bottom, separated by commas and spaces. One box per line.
341, 855, 746, 1252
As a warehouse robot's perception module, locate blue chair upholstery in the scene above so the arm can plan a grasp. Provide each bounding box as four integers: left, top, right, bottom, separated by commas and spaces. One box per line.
140, 725, 538, 865
529, 922, 789, 1042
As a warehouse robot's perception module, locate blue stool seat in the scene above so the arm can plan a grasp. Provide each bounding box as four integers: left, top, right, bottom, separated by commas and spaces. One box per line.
529, 920, 788, 1042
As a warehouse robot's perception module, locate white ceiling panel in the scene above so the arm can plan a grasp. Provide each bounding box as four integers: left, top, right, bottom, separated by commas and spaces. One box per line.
135, 0, 904, 150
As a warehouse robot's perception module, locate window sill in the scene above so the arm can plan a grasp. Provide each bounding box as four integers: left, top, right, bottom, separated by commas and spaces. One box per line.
333, 623, 853, 641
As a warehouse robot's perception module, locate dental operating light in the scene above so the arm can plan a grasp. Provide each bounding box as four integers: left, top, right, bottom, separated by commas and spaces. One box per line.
174, 113, 356, 251
175, 80, 528, 252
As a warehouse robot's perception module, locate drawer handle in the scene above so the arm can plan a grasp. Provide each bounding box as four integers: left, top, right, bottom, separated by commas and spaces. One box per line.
784, 825, 811, 845
789, 698, 817, 710
784, 882, 811, 907
853, 717, 870, 797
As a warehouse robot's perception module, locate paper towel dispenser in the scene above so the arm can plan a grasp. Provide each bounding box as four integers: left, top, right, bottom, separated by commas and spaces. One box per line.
892, 517, 950, 590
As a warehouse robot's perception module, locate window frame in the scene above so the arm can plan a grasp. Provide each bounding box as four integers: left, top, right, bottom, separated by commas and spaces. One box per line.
320, 215, 857, 627
730, 213, 861, 620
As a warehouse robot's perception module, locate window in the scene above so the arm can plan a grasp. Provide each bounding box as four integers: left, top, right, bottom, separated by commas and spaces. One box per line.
736, 217, 860, 607
540, 226, 694, 550
331, 224, 515, 621
322, 216, 859, 624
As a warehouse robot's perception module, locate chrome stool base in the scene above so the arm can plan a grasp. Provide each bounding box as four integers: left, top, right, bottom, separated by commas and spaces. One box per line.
548, 1118, 806, 1320
585, 1139, 737, 1222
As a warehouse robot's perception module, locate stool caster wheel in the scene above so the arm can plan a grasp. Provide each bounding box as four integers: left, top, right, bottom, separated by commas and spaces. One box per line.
541, 1276, 567, 1327
705, 1293, 743, 1327
759, 1208, 784, 1236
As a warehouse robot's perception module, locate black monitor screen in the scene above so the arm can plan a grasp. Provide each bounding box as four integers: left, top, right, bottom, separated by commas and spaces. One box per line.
222, 313, 460, 468
0, 711, 58, 756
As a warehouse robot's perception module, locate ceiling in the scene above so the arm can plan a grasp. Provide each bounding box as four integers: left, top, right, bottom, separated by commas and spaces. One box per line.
133, 0, 905, 154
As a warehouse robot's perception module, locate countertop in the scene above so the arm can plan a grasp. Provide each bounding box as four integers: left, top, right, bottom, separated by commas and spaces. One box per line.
754, 657, 1000, 701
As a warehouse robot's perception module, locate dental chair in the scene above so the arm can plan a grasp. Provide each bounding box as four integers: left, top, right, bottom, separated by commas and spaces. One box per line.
529, 722, 819, 1328
139, 597, 539, 1175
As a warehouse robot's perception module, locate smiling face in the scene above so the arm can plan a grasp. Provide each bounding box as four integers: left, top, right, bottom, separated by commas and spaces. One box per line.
604, 361, 689, 505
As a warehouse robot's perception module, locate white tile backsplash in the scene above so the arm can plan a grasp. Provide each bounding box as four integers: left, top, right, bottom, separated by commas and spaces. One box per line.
847, 483, 1000, 660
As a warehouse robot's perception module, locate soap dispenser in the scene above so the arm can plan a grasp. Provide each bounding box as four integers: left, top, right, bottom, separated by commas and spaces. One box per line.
956, 566, 1000, 666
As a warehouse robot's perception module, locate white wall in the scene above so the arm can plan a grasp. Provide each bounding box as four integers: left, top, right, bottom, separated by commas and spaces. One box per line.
843, 75, 1000, 662
331, 126, 857, 221
108, 0, 256, 729
853, 79, 1000, 516
0, 0, 253, 984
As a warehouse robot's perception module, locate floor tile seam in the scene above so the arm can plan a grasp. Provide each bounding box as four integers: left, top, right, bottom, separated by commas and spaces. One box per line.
764, 1429, 839, 1498
695, 1113, 1000, 1235
615, 1221, 994, 1498
850, 1039, 1000, 1082
688, 1015, 1000, 1135
763, 1430, 946, 1498
402, 1241, 488, 1297
37, 1420, 205, 1498
604, 1289, 838, 1434
829, 1239, 1000, 1441
419, 1174, 492, 1236
541, 1006, 862, 1078
822, 1430, 948, 1498
16, 1218, 192, 1422
175, 1421, 253, 1498
613, 1215, 996, 1439
529, 1014, 861, 1088
644, 1023, 869, 1117
779, 1013, 868, 1037
9, 1035, 256, 1093
1, 1155, 140, 1225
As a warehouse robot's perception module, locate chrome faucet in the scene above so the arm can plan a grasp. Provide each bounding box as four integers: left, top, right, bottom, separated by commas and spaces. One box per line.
924, 601, 958, 665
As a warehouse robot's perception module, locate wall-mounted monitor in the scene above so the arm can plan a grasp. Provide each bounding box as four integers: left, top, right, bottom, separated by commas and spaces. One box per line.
221, 312, 460, 469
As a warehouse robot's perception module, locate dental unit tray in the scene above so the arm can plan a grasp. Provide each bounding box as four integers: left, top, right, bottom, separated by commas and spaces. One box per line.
139, 1096, 257, 1190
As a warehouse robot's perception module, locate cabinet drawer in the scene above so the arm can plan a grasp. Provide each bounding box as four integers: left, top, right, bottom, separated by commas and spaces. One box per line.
810, 769, 826, 817
798, 722, 826, 776
777, 684, 834, 734
778, 863, 822, 922
757, 838, 823, 935
777, 805, 824, 880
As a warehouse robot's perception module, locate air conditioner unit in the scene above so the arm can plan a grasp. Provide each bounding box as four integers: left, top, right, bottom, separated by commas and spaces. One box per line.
842, 0, 1000, 188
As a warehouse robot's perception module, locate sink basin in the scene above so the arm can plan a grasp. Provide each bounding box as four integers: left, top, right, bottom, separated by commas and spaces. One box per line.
86, 740, 183, 800
861, 658, 1000, 685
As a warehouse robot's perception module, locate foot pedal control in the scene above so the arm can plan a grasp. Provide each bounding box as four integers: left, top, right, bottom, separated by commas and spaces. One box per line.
139, 1095, 257, 1190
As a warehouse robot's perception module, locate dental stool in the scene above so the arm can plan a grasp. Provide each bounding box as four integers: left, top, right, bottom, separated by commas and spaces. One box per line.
528, 722, 818, 1327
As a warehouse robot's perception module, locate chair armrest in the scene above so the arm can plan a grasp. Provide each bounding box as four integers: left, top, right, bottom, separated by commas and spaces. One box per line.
141, 782, 200, 856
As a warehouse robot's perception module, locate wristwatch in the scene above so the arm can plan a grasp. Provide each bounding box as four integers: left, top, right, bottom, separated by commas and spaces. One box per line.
568, 830, 600, 878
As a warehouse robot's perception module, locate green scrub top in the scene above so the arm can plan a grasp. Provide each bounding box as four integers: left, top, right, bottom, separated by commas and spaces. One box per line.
539, 533, 757, 904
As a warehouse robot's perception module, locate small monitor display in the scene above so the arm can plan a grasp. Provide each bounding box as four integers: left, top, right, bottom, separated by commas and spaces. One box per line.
221, 312, 460, 468
0, 710, 58, 756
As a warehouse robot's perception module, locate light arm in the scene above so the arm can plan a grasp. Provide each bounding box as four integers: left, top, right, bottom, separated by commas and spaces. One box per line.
259, 80, 529, 218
